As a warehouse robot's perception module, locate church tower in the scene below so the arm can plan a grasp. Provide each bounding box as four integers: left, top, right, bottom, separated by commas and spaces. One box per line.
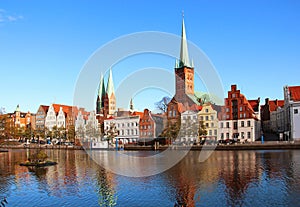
174, 15, 195, 103
96, 73, 105, 115
104, 68, 116, 117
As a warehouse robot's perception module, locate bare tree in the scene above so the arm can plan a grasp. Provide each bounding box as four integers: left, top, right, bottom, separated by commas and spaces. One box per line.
155, 96, 171, 113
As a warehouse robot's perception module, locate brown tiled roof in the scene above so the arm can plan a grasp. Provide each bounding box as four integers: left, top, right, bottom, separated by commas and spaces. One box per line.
289, 86, 300, 101
41, 105, 49, 113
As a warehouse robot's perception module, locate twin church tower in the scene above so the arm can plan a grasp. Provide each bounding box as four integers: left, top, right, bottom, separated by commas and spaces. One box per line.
96, 68, 116, 117
96, 15, 198, 119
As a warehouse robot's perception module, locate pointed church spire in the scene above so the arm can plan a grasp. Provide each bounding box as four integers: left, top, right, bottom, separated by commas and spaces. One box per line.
106, 67, 115, 97
179, 13, 191, 68
16, 104, 20, 112
98, 73, 105, 98
130, 98, 134, 111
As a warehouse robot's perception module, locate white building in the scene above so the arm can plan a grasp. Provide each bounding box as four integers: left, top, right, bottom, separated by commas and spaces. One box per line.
45, 105, 57, 131
104, 115, 140, 144
56, 107, 66, 128
284, 86, 300, 140
179, 110, 198, 143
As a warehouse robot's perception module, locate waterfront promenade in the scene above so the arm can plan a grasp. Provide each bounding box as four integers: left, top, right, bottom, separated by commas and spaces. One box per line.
2, 141, 300, 151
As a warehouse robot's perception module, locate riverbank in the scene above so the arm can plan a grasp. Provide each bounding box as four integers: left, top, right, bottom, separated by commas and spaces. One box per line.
124, 141, 300, 151
0, 144, 83, 150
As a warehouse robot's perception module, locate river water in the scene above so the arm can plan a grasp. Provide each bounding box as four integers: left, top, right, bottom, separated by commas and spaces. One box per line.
0, 149, 300, 207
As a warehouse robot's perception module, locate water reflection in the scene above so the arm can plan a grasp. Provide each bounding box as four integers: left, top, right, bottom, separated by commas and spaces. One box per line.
0, 149, 300, 206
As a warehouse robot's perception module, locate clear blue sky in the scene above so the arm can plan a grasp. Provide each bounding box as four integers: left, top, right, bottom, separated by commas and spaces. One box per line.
1, 0, 300, 113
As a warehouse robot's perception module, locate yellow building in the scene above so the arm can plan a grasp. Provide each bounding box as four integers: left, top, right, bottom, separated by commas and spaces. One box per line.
198, 103, 219, 140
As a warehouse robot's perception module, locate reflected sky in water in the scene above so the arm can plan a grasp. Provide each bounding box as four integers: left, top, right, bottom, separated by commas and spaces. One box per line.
1, 149, 300, 206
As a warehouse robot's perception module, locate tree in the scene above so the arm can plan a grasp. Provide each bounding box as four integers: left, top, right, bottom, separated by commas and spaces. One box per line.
155, 96, 171, 113
198, 120, 207, 141
105, 122, 118, 146
160, 118, 181, 144
67, 125, 75, 143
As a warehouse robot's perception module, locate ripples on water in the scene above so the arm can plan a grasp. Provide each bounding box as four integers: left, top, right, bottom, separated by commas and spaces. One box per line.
1, 149, 300, 206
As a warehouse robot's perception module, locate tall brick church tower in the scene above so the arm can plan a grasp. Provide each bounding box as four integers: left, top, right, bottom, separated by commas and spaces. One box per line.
167, 15, 200, 122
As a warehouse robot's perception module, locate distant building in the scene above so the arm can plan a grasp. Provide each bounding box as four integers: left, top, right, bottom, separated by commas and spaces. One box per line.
218, 85, 261, 142
139, 109, 164, 139
96, 68, 116, 118
283, 85, 300, 140
35, 105, 49, 132
260, 98, 284, 133
0, 105, 35, 138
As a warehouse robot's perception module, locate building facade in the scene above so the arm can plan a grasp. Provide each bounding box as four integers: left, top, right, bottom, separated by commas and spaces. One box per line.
198, 103, 219, 140
218, 85, 261, 142
283, 85, 300, 140
179, 110, 199, 143
139, 109, 164, 139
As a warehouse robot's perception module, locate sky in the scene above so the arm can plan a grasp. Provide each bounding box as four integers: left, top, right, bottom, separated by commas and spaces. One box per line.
0, 0, 300, 113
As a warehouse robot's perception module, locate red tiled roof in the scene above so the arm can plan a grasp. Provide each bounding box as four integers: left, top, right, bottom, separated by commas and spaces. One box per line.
289, 86, 300, 101
248, 99, 260, 112
269, 100, 284, 112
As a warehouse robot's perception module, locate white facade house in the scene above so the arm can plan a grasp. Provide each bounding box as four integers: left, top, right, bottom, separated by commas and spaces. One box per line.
56, 107, 66, 128
284, 86, 300, 140
85, 111, 100, 141
219, 119, 260, 142
179, 110, 199, 143
104, 115, 140, 143
45, 105, 57, 131
75, 111, 86, 132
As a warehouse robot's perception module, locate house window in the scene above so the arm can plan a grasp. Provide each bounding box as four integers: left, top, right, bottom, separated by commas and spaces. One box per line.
173, 111, 176, 117
226, 122, 229, 128
209, 130, 212, 136
226, 108, 229, 112
247, 132, 251, 139
168, 111, 172, 117
226, 115, 229, 119
241, 132, 244, 138
294, 109, 298, 114
206, 123, 209, 127
233, 122, 238, 130
247, 121, 251, 127
206, 116, 209, 121
214, 130, 217, 136
240, 106, 243, 111
232, 93, 236, 98
241, 121, 244, 127
240, 114, 243, 118
226, 133, 229, 139
211, 123, 214, 127
221, 123, 224, 128
205, 109, 208, 113
200, 116, 203, 121
221, 133, 224, 139
211, 115, 214, 120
